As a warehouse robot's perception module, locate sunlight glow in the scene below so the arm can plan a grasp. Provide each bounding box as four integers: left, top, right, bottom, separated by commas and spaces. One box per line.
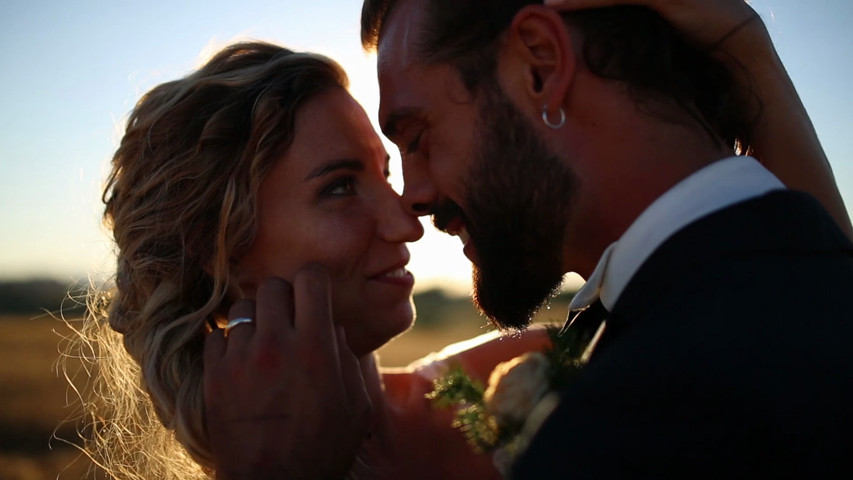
1, 0, 850, 296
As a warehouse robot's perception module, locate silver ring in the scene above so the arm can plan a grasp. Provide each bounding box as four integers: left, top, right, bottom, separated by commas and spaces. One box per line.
224, 317, 254, 336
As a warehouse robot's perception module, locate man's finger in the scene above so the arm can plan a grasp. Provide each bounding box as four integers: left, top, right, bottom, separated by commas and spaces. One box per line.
336, 326, 371, 418
203, 328, 227, 406
204, 328, 227, 365
254, 276, 294, 337
226, 298, 257, 351
293, 264, 336, 354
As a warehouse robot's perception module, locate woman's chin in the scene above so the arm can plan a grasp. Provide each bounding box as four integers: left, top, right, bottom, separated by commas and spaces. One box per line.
347, 307, 415, 357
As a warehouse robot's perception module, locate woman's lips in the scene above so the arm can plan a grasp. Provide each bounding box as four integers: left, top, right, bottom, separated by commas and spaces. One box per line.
370, 266, 415, 286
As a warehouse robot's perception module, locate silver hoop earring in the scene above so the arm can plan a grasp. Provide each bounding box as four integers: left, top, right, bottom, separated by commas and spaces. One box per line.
542, 106, 566, 130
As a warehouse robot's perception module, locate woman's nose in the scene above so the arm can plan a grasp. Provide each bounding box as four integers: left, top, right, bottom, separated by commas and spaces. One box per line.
379, 194, 424, 243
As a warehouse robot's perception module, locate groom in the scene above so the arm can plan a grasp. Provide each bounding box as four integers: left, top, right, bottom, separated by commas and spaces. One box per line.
207, 1, 853, 478
362, 0, 853, 477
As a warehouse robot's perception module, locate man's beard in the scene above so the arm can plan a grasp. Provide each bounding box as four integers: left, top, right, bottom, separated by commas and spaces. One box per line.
452, 83, 578, 330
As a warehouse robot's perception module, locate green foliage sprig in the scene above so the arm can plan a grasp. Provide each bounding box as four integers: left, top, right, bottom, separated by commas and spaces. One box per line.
426, 325, 597, 457
543, 324, 586, 391
426, 366, 499, 451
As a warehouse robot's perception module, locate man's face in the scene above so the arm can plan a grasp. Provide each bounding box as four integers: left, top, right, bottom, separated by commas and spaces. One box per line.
462, 82, 577, 329
377, 0, 577, 328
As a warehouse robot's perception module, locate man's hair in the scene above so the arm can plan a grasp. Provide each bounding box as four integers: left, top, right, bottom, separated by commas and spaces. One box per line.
362, 0, 754, 151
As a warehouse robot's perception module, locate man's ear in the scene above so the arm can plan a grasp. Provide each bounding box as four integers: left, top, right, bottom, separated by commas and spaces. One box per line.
500, 6, 577, 115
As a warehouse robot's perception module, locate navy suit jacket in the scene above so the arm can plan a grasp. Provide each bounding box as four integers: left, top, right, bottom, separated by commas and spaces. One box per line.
511, 191, 853, 479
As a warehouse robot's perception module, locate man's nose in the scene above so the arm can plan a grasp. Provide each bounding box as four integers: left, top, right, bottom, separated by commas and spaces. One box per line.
400, 163, 437, 217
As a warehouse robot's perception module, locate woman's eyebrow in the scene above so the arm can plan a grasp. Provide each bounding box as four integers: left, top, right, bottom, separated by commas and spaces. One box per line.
305, 159, 364, 181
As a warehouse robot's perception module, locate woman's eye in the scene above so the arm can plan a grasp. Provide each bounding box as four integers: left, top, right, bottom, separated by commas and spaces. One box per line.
323, 176, 356, 197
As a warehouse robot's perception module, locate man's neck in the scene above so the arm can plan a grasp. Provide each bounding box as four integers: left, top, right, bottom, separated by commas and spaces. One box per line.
570, 157, 785, 311
556, 85, 734, 278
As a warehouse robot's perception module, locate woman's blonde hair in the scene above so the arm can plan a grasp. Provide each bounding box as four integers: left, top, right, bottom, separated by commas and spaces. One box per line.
69, 41, 348, 478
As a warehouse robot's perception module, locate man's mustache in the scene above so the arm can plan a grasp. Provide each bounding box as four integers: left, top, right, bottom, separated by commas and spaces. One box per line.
430, 199, 467, 233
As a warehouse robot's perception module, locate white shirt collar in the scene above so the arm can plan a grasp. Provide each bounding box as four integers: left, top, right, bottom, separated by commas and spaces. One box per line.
569, 156, 785, 313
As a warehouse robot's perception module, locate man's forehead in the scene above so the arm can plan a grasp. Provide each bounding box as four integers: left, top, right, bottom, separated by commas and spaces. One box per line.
376, 0, 429, 133
376, 0, 424, 74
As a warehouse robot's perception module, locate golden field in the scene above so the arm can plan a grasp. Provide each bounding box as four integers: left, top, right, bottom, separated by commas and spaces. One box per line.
0, 295, 569, 479
0, 314, 93, 479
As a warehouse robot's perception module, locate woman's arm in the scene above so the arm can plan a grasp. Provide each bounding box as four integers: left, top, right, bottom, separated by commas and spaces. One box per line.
379, 328, 554, 480
402, 325, 554, 384
381, 325, 554, 408
545, 0, 853, 238
724, 23, 853, 239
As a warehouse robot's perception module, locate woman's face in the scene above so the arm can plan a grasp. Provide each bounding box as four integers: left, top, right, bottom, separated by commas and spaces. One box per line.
235, 87, 424, 356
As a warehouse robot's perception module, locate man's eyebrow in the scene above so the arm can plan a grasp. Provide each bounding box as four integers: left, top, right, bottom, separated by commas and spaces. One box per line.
381, 107, 422, 139
305, 159, 364, 181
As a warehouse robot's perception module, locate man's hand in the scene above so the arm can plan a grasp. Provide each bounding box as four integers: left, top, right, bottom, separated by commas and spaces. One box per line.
204, 265, 371, 479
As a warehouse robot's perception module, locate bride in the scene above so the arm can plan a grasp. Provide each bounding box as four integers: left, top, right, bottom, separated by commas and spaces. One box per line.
75, 41, 547, 480
70, 1, 850, 479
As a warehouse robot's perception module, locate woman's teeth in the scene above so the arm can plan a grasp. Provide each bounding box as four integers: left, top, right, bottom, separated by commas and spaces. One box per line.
383, 268, 408, 279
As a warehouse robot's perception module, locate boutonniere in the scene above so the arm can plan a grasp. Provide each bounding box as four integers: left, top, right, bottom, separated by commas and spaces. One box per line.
427, 325, 597, 472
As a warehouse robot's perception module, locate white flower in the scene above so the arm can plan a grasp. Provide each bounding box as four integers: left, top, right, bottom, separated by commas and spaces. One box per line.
483, 351, 551, 424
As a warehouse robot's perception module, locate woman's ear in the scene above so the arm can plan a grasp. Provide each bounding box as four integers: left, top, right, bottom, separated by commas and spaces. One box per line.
499, 5, 578, 115
224, 259, 257, 302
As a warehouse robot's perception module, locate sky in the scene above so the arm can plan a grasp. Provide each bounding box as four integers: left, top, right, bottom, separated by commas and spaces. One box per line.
1, 0, 851, 294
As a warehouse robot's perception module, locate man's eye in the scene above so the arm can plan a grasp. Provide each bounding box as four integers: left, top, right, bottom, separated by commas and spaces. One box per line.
405, 131, 424, 155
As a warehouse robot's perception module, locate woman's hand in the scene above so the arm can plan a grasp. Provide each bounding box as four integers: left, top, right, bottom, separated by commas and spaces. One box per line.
546, 0, 853, 238
544, 0, 767, 64
204, 266, 371, 480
